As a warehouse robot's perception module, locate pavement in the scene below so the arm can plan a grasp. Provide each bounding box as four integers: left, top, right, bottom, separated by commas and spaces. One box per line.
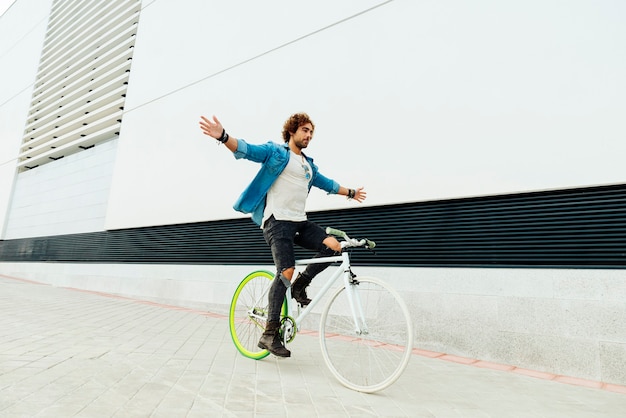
0, 273, 625, 418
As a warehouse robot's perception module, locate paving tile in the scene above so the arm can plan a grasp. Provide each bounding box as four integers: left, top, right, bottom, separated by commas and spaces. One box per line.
1, 275, 625, 418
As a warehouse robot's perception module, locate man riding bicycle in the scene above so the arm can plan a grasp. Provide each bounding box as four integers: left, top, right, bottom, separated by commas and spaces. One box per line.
199, 112, 366, 357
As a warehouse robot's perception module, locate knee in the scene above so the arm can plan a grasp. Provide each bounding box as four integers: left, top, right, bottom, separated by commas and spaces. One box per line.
323, 236, 341, 253
281, 267, 295, 280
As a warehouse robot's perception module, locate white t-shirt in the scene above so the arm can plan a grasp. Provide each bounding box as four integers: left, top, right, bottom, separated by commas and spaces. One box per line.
262, 151, 311, 227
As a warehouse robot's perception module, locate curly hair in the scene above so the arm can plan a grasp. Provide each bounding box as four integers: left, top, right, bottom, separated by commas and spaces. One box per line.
282, 113, 315, 142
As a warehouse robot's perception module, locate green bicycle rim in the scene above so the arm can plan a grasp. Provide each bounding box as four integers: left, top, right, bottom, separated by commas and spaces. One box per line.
229, 270, 274, 360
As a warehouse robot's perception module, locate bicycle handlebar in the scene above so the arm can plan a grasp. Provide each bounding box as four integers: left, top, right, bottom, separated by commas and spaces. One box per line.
325, 227, 376, 249
325, 227, 347, 239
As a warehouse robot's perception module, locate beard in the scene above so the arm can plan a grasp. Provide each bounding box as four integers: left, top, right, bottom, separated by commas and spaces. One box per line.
294, 138, 309, 149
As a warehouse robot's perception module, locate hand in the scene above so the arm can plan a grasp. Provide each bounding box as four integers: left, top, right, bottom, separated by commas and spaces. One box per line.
199, 115, 224, 139
352, 187, 367, 203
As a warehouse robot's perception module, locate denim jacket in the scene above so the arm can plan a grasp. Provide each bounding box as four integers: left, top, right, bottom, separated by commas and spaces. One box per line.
232, 139, 340, 225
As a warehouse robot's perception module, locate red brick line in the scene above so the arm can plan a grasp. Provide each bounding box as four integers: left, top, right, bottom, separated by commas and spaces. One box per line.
1, 272, 624, 395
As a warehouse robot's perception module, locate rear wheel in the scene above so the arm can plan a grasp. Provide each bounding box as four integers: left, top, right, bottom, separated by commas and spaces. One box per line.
229, 270, 274, 359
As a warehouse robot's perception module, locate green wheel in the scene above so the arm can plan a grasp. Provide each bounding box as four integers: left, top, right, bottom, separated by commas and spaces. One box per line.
229, 270, 274, 359
229, 270, 289, 359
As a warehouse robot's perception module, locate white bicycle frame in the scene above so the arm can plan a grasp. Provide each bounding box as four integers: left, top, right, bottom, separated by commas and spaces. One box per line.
285, 244, 367, 336
235, 228, 411, 393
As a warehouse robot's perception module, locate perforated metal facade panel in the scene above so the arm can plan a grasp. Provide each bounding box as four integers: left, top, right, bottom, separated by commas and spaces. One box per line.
1, 183, 625, 268
18, 0, 141, 171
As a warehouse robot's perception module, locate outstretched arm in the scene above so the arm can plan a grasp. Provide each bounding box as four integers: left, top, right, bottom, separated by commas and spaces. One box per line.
199, 115, 238, 153
338, 186, 367, 203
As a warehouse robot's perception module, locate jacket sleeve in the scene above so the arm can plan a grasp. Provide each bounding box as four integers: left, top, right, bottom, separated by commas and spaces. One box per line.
312, 171, 340, 194
233, 139, 274, 163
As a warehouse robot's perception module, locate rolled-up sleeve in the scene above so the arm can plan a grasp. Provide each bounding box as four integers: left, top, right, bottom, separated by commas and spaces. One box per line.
312, 172, 340, 194
233, 139, 249, 159
234, 140, 274, 163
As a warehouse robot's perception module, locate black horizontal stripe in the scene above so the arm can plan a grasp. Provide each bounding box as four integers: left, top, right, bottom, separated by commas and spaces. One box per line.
1, 183, 625, 268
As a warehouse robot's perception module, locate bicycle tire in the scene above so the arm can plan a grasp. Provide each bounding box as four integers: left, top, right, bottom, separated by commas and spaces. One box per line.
229, 270, 274, 360
319, 276, 413, 393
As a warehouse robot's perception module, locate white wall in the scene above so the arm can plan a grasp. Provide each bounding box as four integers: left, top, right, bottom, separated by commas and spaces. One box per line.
0, 0, 51, 238
4, 139, 118, 239
106, 0, 626, 230
2, 0, 625, 234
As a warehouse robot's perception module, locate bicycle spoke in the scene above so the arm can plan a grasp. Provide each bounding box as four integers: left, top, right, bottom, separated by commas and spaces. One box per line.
320, 277, 413, 392
229, 271, 274, 359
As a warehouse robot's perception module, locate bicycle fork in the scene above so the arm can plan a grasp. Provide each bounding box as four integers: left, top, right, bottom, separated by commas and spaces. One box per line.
343, 270, 370, 336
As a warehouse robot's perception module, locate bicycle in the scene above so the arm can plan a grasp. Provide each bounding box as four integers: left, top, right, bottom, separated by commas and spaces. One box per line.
228, 227, 413, 393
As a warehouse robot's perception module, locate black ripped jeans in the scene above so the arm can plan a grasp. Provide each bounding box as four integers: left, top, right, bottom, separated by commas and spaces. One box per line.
262, 216, 337, 323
